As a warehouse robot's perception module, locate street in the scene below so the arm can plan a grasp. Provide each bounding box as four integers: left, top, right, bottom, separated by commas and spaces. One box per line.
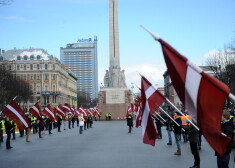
0, 120, 234, 168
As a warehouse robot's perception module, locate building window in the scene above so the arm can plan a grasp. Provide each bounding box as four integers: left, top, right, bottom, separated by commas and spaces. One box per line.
17, 56, 21, 60
23, 55, 28, 60
45, 64, 48, 70
52, 74, 55, 80
8, 64, 12, 70
53, 96, 57, 103
16, 75, 20, 80
37, 74, 40, 80
36, 84, 41, 93
45, 74, 48, 80
30, 64, 33, 70
30, 75, 33, 80
37, 55, 41, 60
30, 84, 33, 91
53, 85, 56, 91
37, 64, 40, 70
53, 64, 55, 70
0, 56, 3, 61
30, 55, 34, 60
23, 74, 27, 80
36, 96, 40, 102
45, 84, 49, 91
17, 64, 20, 70
24, 64, 26, 70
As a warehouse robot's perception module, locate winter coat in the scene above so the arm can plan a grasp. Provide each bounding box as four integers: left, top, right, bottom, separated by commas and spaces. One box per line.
173, 116, 182, 134
79, 117, 84, 126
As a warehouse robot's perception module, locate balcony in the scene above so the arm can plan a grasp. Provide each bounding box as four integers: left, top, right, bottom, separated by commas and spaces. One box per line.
41, 91, 61, 96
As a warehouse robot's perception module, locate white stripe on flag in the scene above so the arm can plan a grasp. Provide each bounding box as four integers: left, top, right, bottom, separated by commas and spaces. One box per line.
57, 108, 65, 115
185, 61, 202, 123
145, 86, 155, 99
63, 106, 70, 111
32, 106, 40, 115
46, 107, 55, 118
7, 105, 29, 128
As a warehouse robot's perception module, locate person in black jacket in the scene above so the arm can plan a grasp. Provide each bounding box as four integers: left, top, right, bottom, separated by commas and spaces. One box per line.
4, 117, 13, 149
165, 112, 174, 145
127, 113, 133, 133
57, 114, 62, 132
187, 121, 200, 168
216, 110, 234, 168
173, 112, 182, 155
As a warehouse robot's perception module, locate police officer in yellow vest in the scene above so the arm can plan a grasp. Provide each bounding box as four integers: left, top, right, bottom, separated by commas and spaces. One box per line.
0, 115, 5, 146
32, 116, 38, 134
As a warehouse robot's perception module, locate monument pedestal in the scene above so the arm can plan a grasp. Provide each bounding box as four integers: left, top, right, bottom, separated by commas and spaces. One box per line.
97, 88, 132, 120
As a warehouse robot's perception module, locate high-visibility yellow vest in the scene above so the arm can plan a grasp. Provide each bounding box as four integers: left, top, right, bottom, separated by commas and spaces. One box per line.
0, 120, 5, 130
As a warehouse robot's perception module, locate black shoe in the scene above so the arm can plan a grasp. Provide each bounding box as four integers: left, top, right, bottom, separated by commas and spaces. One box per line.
39, 136, 43, 138
167, 143, 172, 145
10, 146, 13, 148
26, 140, 30, 142
189, 166, 199, 168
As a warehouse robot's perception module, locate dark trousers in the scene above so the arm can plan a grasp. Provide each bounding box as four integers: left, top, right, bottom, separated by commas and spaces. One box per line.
156, 125, 162, 138
12, 128, 15, 139
217, 154, 230, 168
84, 122, 87, 130
68, 121, 71, 129
6, 133, 11, 149
190, 141, 200, 167
57, 124, 61, 132
79, 126, 83, 134
48, 123, 52, 134
0, 130, 3, 142
38, 126, 42, 138
19, 129, 24, 137
128, 126, 132, 133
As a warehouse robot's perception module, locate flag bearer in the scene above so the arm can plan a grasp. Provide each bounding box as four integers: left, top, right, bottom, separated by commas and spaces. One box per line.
173, 112, 182, 155
5, 117, 13, 149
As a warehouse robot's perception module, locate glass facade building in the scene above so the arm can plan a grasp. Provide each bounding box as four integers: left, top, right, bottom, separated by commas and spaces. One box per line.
60, 36, 98, 100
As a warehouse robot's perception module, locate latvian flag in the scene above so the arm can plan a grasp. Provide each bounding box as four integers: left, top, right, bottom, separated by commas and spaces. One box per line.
157, 37, 231, 156
42, 104, 57, 123
141, 76, 166, 146
63, 103, 71, 113
55, 105, 66, 118
2, 100, 31, 130
79, 106, 87, 116
29, 102, 42, 119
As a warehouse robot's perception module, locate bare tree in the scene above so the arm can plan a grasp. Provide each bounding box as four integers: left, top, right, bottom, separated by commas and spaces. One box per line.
206, 39, 235, 108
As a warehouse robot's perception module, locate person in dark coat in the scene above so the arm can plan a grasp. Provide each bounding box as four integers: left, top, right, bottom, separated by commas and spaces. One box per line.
4, 117, 13, 149
153, 112, 164, 139
173, 112, 182, 155
57, 115, 62, 132
127, 113, 133, 133
187, 121, 200, 168
165, 112, 174, 145
216, 110, 234, 168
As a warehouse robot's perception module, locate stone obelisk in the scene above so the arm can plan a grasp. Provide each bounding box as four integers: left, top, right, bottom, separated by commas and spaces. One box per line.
97, 0, 132, 120
104, 0, 126, 88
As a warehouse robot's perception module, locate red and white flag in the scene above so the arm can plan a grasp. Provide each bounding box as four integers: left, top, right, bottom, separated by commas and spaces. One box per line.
126, 105, 132, 117
94, 107, 101, 115
29, 102, 41, 119
55, 105, 66, 118
63, 103, 71, 113
42, 104, 57, 123
141, 76, 166, 146
158, 37, 231, 156
78, 106, 87, 116
136, 96, 143, 128
2, 100, 31, 130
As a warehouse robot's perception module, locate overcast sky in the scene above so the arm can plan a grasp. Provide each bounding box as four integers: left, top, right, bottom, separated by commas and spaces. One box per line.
0, 0, 235, 92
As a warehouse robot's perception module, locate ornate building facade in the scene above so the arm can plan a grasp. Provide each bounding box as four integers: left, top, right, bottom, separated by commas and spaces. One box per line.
0, 48, 77, 109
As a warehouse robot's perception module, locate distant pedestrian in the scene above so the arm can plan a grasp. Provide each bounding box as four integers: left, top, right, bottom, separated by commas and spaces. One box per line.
4, 117, 13, 149
26, 114, 32, 142
57, 115, 62, 132
78, 114, 84, 134
127, 113, 133, 133
165, 112, 173, 145
173, 112, 182, 155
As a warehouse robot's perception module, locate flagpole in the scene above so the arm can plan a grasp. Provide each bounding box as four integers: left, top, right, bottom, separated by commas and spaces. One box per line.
229, 93, 235, 102
166, 98, 200, 131
140, 25, 160, 41
158, 106, 185, 132
154, 112, 166, 122
13, 96, 17, 101
152, 114, 165, 125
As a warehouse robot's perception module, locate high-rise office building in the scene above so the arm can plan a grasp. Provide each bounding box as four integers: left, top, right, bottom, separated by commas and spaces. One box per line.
60, 36, 98, 100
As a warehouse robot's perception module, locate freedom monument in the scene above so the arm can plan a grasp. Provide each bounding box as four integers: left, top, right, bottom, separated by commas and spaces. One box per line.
97, 0, 132, 120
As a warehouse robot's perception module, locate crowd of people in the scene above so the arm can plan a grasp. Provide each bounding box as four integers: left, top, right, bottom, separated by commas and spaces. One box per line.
127, 109, 235, 168
0, 113, 95, 150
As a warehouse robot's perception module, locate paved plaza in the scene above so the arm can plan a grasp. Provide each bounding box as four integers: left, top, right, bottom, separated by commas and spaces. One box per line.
0, 120, 234, 168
